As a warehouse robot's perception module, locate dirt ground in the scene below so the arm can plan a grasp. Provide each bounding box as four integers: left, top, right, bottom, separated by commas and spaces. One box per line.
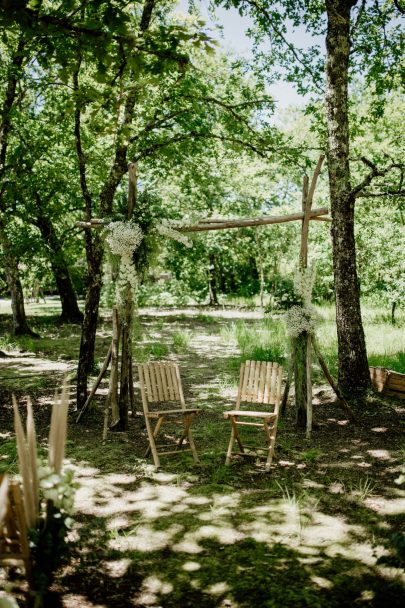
0, 307, 404, 607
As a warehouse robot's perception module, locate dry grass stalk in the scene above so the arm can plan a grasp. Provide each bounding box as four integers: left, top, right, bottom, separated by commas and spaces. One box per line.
26, 399, 39, 516
0, 475, 9, 526
12, 396, 38, 528
48, 379, 69, 474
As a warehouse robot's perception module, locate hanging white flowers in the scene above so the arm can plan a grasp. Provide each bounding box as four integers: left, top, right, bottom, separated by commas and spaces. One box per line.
285, 305, 317, 339
285, 263, 318, 338
105, 221, 143, 310
293, 263, 317, 307
155, 218, 193, 248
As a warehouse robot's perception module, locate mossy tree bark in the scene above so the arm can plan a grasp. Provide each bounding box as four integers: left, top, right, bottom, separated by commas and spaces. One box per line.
34, 209, 83, 324
75, 1, 156, 409
325, 0, 370, 396
293, 332, 309, 427
0, 224, 38, 336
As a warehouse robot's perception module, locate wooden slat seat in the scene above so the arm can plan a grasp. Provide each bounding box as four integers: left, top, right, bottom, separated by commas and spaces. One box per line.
147, 407, 200, 417
138, 362, 200, 468
224, 410, 277, 419
224, 361, 283, 472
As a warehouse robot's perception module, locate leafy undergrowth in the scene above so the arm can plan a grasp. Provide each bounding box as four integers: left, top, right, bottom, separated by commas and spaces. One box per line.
0, 305, 404, 607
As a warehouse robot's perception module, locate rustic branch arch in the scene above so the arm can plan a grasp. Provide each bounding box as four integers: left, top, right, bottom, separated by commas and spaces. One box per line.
75, 156, 354, 442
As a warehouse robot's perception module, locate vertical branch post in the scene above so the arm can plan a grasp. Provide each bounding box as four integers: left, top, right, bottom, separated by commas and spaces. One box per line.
117, 163, 137, 431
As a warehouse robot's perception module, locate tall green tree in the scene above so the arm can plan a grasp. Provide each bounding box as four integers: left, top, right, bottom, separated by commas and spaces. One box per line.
217, 0, 404, 395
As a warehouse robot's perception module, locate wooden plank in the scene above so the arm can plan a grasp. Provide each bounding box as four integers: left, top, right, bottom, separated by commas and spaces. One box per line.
246, 361, 256, 403
153, 362, 164, 402
170, 365, 180, 401
175, 364, 186, 409
149, 364, 159, 402
387, 380, 405, 390
160, 365, 170, 401
237, 361, 250, 407
166, 364, 175, 401
270, 363, 279, 404
385, 390, 405, 399
253, 362, 261, 403
257, 361, 266, 404
263, 362, 273, 404
143, 365, 153, 403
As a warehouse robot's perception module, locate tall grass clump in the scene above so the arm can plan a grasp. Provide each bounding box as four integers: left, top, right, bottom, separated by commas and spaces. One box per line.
1, 382, 77, 606
221, 319, 287, 364
172, 329, 192, 353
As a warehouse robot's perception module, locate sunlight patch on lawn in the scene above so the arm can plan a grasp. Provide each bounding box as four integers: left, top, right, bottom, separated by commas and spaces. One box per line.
102, 558, 132, 578
366, 449, 393, 461
134, 575, 173, 606
364, 495, 405, 515
109, 523, 183, 552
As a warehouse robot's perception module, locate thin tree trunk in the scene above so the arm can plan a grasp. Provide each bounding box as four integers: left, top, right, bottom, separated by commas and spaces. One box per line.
75, 0, 155, 409
76, 236, 103, 408
0, 224, 37, 336
34, 211, 83, 323
293, 333, 308, 428
325, 0, 370, 396
208, 254, 219, 306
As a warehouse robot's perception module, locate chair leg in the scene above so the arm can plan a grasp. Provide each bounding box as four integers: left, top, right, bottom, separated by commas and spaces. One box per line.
144, 415, 163, 468
226, 416, 244, 465
185, 414, 199, 463
264, 420, 277, 472
178, 414, 199, 463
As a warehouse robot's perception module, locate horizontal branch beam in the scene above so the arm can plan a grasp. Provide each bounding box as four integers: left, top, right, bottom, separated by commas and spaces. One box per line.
75, 207, 331, 232
180, 208, 330, 231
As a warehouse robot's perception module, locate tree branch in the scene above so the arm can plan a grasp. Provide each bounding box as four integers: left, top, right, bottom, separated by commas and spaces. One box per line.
242, 0, 324, 93
351, 157, 403, 197
72, 56, 93, 221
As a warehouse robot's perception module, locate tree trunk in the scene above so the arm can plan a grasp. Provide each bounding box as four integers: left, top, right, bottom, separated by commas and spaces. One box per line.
35, 212, 83, 323
325, 0, 370, 396
74, 0, 155, 409
208, 254, 219, 306
0, 225, 37, 336
293, 333, 308, 428
76, 235, 103, 408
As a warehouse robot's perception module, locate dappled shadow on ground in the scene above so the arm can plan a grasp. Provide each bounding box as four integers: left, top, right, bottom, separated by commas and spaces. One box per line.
0, 306, 404, 607
48, 458, 404, 608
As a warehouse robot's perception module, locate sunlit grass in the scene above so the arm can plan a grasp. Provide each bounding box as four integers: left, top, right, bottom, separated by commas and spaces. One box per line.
172, 329, 193, 353
220, 318, 287, 365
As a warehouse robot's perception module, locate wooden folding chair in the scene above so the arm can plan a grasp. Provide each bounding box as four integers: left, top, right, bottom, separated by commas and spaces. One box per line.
0, 475, 32, 583
224, 361, 283, 472
137, 362, 200, 468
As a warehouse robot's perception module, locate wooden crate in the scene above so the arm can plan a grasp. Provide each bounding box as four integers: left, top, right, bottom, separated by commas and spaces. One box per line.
370, 367, 405, 400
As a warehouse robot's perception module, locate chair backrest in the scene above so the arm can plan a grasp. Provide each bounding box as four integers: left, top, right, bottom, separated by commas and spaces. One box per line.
138, 362, 186, 412
236, 361, 283, 413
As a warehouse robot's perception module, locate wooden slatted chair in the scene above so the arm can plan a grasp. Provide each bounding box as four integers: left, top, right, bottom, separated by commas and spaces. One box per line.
0, 475, 32, 582
138, 362, 200, 468
224, 361, 283, 472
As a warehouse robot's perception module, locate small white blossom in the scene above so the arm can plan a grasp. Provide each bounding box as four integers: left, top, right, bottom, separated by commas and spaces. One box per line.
285, 305, 317, 338
105, 221, 143, 311
105, 221, 143, 256
155, 219, 193, 248
294, 264, 316, 306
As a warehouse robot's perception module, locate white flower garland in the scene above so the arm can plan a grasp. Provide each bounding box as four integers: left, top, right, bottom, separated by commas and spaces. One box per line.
154, 218, 193, 248
285, 264, 318, 338
294, 263, 316, 307
105, 221, 143, 310
285, 305, 317, 339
